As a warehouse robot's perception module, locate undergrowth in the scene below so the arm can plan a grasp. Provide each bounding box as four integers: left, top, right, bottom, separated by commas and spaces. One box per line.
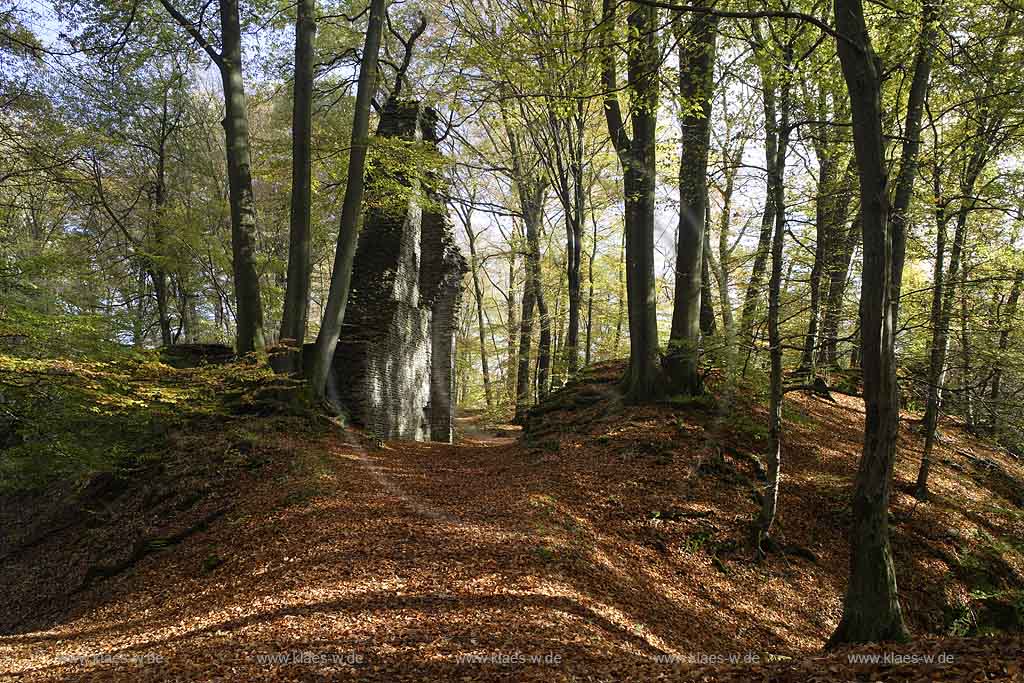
0, 352, 310, 493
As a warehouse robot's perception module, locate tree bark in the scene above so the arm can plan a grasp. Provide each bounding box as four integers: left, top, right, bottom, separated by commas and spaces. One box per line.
827, 0, 910, 647
667, 7, 717, 394
464, 221, 493, 408
614, 236, 625, 357
507, 246, 520, 402
716, 144, 738, 350
218, 0, 266, 355
308, 0, 386, 399
889, 0, 937, 327
533, 236, 552, 400
989, 269, 1023, 433
914, 157, 949, 494
152, 134, 173, 348
960, 280, 975, 431
558, 103, 586, 377
278, 0, 316, 371
602, 0, 666, 402
818, 210, 860, 368
917, 145, 985, 498
800, 77, 857, 374
917, 11, 1011, 495
738, 78, 778, 352
514, 263, 536, 423
585, 211, 598, 365
797, 154, 836, 373
756, 112, 788, 551
700, 210, 717, 339
505, 115, 548, 420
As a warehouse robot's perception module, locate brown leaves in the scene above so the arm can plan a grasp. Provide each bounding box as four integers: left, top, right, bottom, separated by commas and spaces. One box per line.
1, 360, 1023, 681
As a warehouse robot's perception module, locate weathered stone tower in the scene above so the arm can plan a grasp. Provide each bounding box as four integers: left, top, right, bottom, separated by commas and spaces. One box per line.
326, 100, 467, 443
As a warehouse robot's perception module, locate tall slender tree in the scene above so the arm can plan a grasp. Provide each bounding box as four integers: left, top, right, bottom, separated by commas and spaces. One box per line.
601, 0, 665, 402
308, 0, 387, 400
827, 0, 910, 646
158, 0, 266, 354
277, 0, 317, 371
666, 5, 718, 394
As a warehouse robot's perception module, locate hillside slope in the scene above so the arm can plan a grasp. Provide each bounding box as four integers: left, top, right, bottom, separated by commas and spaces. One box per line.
1, 360, 1022, 682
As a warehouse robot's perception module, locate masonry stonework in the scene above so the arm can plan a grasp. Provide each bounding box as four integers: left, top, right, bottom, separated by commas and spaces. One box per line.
324, 100, 467, 443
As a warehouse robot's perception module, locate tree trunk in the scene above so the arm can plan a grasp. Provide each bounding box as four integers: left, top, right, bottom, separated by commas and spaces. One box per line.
585, 212, 598, 365
533, 242, 552, 400
563, 103, 585, 376
613, 235, 625, 356
915, 182, 948, 500
960, 281, 975, 432
818, 211, 860, 368
465, 225, 493, 408
601, 0, 665, 402
152, 91, 174, 347
889, 0, 937, 327
798, 157, 835, 374
917, 11, 1008, 493
667, 7, 717, 394
177, 276, 197, 343
506, 114, 548, 419
717, 151, 736, 351
756, 113, 788, 552
134, 265, 147, 347
151, 270, 172, 347
700, 211, 717, 339
551, 252, 565, 385
738, 78, 778, 352
218, 0, 266, 355
308, 0, 386, 399
989, 269, 1023, 433
827, 0, 910, 647
917, 153, 984, 497
507, 247, 519, 402
514, 268, 536, 423
278, 0, 316, 371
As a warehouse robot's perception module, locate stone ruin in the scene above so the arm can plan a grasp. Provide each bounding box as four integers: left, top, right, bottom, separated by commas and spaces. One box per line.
317, 100, 467, 443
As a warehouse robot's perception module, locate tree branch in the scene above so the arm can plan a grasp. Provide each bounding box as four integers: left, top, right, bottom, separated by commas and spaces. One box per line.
158, 0, 223, 68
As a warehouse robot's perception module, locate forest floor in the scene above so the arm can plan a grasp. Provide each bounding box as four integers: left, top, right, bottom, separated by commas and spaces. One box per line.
1, 360, 1023, 681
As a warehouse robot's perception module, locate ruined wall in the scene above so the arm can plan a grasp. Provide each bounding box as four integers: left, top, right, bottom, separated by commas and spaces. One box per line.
421, 201, 467, 442
329, 100, 466, 443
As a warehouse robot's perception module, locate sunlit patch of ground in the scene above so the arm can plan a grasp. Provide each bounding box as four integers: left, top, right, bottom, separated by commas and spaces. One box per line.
1, 361, 1022, 681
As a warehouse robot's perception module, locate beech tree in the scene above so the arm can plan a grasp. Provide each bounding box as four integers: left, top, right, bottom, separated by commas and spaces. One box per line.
828, 0, 910, 646
916, 12, 1015, 499
277, 0, 317, 371
601, 0, 665, 402
665, 2, 717, 395
308, 0, 388, 400
158, 0, 267, 354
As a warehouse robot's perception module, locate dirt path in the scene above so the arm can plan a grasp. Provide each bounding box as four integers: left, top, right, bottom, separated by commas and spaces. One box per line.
1, 407, 1021, 682
453, 410, 520, 445
1, 425, 656, 682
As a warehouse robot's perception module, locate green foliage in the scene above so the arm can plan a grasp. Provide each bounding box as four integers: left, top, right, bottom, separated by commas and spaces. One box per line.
201, 553, 226, 574
948, 526, 1024, 635
679, 529, 713, 554
0, 352, 297, 493
729, 412, 769, 445
0, 308, 122, 359
365, 136, 448, 217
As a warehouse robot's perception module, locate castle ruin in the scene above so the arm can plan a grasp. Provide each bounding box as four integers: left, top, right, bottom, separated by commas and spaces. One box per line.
319, 100, 467, 443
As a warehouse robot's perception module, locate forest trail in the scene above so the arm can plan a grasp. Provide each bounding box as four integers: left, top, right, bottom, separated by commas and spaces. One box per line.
452, 410, 521, 446
2, 365, 1023, 681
